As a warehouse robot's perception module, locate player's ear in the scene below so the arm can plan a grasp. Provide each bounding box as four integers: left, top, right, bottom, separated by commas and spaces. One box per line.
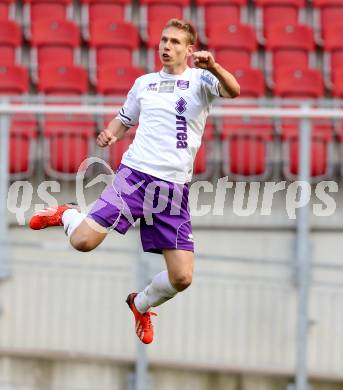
186, 44, 194, 58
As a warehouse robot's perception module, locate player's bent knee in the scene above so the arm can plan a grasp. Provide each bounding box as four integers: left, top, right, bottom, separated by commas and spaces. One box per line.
69, 218, 107, 252
70, 234, 97, 252
171, 273, 193, 292
70, 231, 104, 252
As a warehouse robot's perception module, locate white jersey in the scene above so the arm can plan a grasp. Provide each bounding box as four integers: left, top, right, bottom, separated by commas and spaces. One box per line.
116, 67, 220, 183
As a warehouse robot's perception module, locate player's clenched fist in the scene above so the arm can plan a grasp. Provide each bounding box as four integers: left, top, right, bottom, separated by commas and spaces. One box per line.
192, 51, 216, 71
96, 129, 117, 147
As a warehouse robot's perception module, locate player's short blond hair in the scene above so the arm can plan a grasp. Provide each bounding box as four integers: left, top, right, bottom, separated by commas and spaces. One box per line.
163, 19, 197, 45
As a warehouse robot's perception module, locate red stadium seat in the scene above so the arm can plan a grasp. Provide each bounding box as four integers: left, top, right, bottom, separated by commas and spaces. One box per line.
232, 68, 265, 97
281, 120, 333, 181
96, 65, 144, 95
43, 114, 95, 178
0, 65, 28, 94
193, 119, 214, 178
214, 66, 268, 180
265, 24, 315, 80
322, 25, 343, 88
38, 65, 88, 95
0, 0, 15, 20
195, 0, 248, 43
274, 68, 324, 98
221, 116, 274, 180
255, 0, 306, 41
146, 22, 166, 49
207, 24, 257, 70
31, 20, 80, 72
89, 21, 139, 81
0, 68, 34, 178
313, 0, 343, 34
80, 0, 132, 39
332, 69, 343, 98
23, 0, 73, 38
10, 115, 37, 179
139, 0, 190, 42
0, 20, 21, 65
106, 121, 136, 170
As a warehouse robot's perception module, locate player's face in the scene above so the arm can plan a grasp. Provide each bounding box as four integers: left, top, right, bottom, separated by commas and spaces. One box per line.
159, 27, 193, 69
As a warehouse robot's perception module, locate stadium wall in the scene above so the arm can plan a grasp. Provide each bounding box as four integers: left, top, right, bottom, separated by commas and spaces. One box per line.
0, 222, 343, 389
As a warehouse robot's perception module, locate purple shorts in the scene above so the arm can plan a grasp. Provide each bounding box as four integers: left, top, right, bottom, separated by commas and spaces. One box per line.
88, 164, 194, 254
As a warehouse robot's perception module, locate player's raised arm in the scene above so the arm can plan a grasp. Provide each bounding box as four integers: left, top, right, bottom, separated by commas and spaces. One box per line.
96, 118, 129, 148
193, 51, 240, 98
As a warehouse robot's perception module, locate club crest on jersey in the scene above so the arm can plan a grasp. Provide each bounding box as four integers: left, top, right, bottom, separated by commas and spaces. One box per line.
200, 71, 214, 86
146, 82, 157, 91
158, 80, 175, 93
175, 97, 187, 114
177, 80, 189, 90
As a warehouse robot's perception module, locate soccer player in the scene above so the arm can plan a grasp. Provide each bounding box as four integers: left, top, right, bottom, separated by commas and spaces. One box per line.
29, 19, 240, 344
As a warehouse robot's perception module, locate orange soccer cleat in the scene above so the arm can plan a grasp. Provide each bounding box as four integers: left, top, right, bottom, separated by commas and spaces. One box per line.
126, 292, 157, 344
29, 204, 77, 230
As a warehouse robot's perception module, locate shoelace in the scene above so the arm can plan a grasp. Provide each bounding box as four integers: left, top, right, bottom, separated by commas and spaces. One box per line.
142, 312, 157, 330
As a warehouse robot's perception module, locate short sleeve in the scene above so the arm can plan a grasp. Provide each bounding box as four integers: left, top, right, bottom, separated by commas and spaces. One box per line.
115, 79, 140, 127
200, 70, 220, 103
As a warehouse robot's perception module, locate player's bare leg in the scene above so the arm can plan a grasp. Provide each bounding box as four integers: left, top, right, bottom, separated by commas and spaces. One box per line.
127, 249, 194, 344
29, 204, 108, 252
163, 249, 193, 291
68, 218, 107, 252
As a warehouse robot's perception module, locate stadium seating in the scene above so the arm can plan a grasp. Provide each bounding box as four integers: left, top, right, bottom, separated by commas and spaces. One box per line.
274, 66, 331, 181
193, 119, 214, 178
96, 65, 144, 95
30, 19, 80, 80
195, 0, 248, 43
281, 120, 333, 181
206, 24, 257, 70
255, 0, 306, 41
221, 117, 274, 180
10, 115, 37, 179
322, 25, 343, 88
80, 0, 132, 39
0, 64, 35, 179
0, 65, 28, 94
38, 65, 88, 95
313, 0, 343, 37
0, 0, 15, 20
43, 114, 95, 178
274, 68, 324, 98
107, 121, 136, 170
0, 20, 21, 66
22, 0, 74, 38
139, 0, 191, 42
89, 21, 139, 82
265, 24, 315, 83
220, 66, 269, 180
332, 69, 343, 98
37, 65, 91, 178
231, 68, 265, 97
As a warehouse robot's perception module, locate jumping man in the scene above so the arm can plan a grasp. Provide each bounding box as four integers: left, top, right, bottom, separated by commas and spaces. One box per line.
29, 19, 240, 344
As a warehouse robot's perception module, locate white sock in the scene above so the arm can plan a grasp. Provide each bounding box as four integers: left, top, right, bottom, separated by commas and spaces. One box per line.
62, 209, 86, 237
134, 270, 178, 314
